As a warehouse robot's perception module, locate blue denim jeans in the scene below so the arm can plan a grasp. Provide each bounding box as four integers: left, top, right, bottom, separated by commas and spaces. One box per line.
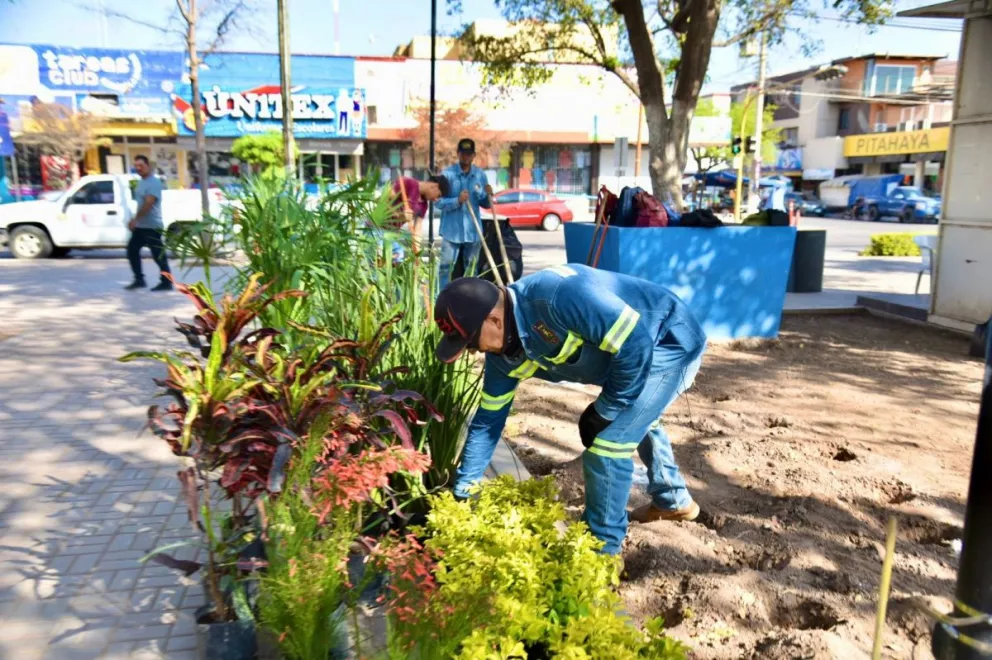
438, 239, 481, 291
582, 322, 705, 554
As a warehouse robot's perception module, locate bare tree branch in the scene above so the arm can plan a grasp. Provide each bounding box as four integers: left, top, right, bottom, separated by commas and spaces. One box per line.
713, 10, 780, 48
175, 0, 193, 26
203, 0, 249, 54
79, 3, 177, 36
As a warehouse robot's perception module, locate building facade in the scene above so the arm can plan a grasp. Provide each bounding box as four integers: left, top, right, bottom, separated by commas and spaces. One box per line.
732, 53, 955, 194
2, 34, 730, 198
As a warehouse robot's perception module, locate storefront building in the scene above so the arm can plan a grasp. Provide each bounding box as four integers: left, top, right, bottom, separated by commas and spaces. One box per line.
175, 52, 362, 187
842, 126, 949, 191
0, 43, 182, 190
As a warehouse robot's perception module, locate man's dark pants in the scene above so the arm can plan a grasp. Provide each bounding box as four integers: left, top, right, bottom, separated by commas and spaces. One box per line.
127, 228, 171, 283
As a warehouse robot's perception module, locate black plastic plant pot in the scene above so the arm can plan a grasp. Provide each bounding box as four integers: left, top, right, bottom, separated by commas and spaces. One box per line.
196, 619, 257, 660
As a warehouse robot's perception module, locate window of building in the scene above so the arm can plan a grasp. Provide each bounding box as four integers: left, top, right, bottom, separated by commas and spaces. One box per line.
780, 128, 799, 147
517, 145, 592, 196
872, 65, 916, 95
838, 108, 851, 131
366, 105, 378, 126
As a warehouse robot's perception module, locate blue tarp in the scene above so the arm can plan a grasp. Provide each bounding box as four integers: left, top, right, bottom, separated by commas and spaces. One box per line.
846, 174, 903, 205
695, 170, 748, 188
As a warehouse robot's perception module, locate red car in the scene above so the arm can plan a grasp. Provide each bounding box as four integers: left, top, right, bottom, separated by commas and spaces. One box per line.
492, 189, 574, 231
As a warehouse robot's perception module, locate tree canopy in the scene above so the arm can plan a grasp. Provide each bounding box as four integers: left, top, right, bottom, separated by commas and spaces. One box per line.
453, 0, 889, 201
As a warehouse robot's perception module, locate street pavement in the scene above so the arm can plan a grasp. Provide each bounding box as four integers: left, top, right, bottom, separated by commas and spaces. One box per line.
0, 254, 224, 659
0, 214, 936, 658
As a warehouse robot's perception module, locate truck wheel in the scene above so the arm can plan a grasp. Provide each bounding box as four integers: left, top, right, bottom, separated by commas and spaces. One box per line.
900, 208, 914, 224
10, 225, 53, 259
867, 206, 880, 222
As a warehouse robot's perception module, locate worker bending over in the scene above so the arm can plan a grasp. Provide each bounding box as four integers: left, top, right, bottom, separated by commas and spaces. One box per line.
434, 264, 706, 554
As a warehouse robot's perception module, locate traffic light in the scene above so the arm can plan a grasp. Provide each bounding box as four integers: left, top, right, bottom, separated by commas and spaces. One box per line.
731, 137, 742, 155
745, 137, 756, 154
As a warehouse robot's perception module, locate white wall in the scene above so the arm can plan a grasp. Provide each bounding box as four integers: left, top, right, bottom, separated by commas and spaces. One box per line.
357, 57, 730, 147
932, 10, 992, 325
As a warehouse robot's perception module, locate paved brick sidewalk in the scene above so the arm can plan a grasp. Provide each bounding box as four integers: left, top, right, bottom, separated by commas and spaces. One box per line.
0, 254, 233, 659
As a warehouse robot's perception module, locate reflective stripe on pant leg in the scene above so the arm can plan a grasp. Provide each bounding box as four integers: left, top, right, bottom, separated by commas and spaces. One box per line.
581, 448, 633, 555
479, 390, 515, 412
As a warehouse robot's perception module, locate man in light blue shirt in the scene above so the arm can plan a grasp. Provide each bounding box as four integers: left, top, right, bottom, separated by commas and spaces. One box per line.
125, 155, 172, 291
436, 138, 493, 290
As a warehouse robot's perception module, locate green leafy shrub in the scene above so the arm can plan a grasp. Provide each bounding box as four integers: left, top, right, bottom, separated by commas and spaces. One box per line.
224, 175, 480, 487
374, 477, 687, 659
859, 233, 929, 257
232, 132, 298, 179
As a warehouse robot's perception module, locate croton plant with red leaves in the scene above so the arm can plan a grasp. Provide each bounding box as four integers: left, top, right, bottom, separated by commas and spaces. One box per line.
120, 274, 442, 619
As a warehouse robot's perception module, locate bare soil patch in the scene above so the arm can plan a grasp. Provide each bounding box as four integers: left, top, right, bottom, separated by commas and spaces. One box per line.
506, 314, 982, 658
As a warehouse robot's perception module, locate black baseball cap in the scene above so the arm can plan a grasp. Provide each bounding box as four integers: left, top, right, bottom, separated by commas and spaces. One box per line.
457, 138, 476, 154
434, 278, 501, 363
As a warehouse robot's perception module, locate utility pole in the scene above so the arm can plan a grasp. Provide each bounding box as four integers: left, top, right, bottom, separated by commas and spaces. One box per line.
746, 32, 768, 215
277, 0, 294, 175
932, 320, 992, 659
428, 0, 437, 245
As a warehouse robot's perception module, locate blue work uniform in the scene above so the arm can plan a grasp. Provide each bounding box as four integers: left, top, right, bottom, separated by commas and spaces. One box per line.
454, 264, 707, 554
435, 164, 491, 289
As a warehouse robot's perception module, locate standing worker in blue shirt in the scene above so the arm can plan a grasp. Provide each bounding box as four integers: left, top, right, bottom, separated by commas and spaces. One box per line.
436, 138, 494, 290
433, 265, 707, 555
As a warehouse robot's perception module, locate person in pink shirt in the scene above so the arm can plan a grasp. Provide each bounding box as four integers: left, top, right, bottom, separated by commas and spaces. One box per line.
392, 175, 450, 252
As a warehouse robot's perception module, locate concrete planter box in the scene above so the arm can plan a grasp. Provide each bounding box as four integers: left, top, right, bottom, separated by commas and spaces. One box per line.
564, 223, 798, 339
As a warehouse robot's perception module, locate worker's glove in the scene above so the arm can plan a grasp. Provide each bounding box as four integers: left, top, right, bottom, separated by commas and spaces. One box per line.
578, 403, 611, 449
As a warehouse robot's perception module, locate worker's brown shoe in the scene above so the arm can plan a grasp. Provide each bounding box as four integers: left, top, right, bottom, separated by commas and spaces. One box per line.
630, 500, 700, 524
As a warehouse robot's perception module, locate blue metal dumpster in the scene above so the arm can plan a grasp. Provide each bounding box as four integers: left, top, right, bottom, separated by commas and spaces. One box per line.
564, 223, 798, 339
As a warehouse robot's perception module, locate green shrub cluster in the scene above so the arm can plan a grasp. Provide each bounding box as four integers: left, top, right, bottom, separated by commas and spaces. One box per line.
859, 233, 929, 257
378, 476, 688, 660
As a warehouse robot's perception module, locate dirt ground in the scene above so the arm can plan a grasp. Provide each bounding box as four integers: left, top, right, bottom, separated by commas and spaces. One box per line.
505, 313, 983, 659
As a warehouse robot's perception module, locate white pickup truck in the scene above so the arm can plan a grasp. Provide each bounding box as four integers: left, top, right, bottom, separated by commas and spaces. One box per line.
0, 174, 225, 259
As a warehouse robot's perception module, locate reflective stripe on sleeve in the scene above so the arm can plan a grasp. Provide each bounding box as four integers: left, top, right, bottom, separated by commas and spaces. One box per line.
546, 265, 577, 278
599, 305, 640, 354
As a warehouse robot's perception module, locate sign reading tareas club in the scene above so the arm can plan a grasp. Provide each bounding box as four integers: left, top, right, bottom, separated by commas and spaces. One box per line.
174, 84, 367, 139
843, 127, 950, 158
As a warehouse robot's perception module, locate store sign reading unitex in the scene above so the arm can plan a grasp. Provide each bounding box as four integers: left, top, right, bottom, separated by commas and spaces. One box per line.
175, 84, 366, 139
843, 127, 950, 158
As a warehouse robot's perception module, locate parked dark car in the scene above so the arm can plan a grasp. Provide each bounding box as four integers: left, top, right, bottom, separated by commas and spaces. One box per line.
785, 192, 827, 217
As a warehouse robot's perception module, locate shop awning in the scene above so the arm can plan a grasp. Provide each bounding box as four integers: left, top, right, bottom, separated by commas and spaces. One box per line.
97, 120, 177, 138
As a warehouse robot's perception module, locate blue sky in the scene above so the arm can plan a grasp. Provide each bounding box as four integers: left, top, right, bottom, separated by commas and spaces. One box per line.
0, 0, 963, 92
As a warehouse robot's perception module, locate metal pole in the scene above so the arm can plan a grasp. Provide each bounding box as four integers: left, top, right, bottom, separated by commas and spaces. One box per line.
734, 91, 753, 222
746, 32, 768, 214
277, 0, 294, 175
933, 318, 992, 659
11, 154, 21, 202
427, 0, 438, 246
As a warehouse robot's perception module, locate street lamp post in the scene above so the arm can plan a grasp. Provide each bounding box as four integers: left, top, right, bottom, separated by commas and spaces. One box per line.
427, 0, 437, 246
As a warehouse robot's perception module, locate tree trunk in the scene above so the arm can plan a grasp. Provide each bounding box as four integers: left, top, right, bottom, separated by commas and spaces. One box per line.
644, 102, 686, 208
615, 0, 721, 210
187, 14, 211, 220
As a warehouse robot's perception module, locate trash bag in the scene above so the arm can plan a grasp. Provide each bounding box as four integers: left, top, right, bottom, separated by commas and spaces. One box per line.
451, 218, 524, 283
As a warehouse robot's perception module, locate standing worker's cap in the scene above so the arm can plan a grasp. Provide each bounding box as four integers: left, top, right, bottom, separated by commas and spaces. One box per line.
457, 138, 476, 154
434, 278, 501, 363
